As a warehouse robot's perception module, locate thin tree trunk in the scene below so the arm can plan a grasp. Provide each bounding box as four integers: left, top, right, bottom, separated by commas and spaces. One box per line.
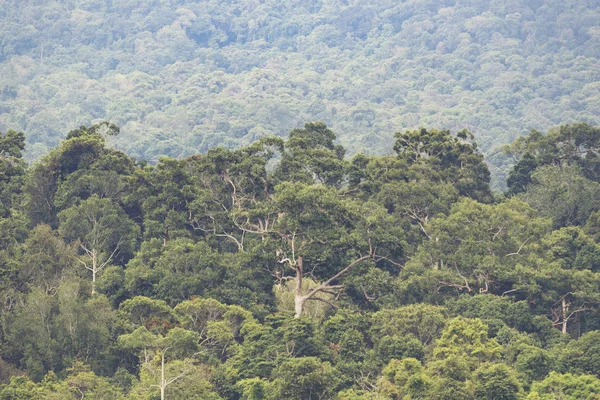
91, 249, 97, 295
160, 349, 166, 400
562, 297, 568, 335
294, 256, 305, 318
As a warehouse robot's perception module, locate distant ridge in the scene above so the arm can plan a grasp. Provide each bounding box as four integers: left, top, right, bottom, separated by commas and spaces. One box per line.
0, 0, 598, 188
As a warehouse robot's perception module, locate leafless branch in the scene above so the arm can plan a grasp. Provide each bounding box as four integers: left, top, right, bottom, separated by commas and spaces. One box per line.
305, 296, 338, 310
361, 285, 376, 301
505, 237, 531, 257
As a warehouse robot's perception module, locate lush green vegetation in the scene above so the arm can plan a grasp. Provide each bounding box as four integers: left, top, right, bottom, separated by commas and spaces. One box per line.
1, 0, 600, 189
1, 121, 600, 399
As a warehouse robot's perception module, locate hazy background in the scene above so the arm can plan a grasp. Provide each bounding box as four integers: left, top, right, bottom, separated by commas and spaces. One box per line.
1, 0, 599, 188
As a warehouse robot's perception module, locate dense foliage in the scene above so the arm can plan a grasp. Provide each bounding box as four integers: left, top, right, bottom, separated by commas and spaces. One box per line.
1, 121, 600, 399
1, 0, 600, 189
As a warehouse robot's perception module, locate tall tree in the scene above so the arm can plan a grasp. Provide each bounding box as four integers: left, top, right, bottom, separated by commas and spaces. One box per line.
271, 182, 404, 317
24, 122, 133, 228
273, 122, 347, 187
521, 164, 600, 229
58, 195, 139, 294
394, 128, 492, 203
410, 197, 550, 296
186, 137, 283, 251
120, 326, 200, 400
505, 123, 600, 194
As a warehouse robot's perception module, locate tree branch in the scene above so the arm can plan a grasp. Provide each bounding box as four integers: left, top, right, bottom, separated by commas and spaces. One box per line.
305, 296, 339, 310
303, 255, 372, 301
505, 237, 531, 257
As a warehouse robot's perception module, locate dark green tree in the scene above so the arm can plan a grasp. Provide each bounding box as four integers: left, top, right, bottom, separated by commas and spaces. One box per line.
394, 128, 492, 202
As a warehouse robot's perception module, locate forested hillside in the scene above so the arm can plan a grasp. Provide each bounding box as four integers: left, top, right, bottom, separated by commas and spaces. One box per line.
1, 0, 600, 188
1, 121, 600, 399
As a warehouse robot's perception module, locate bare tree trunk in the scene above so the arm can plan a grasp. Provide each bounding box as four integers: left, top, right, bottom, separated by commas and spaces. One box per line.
294, 256, 305, 318
294, 295, 306, 319
160, 349, 166, 400
562, 297, 569, 335
91, 248, 97, 295
293, 255, 372, 318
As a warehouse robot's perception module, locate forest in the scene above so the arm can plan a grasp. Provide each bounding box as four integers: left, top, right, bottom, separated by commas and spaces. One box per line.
1, 0, 600, 190
0, 121, 600, 399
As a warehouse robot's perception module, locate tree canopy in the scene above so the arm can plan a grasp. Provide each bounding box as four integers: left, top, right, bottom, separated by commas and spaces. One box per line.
0, 121, 600, 399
